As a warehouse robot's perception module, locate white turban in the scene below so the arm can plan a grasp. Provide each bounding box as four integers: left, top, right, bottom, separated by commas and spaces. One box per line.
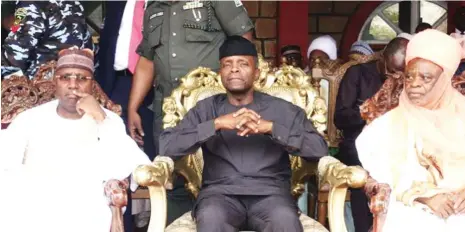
307, 35, 338, 60
397, 33, 413, 40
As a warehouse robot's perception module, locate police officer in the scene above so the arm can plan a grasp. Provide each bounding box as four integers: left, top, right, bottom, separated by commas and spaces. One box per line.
127, 0, 254, 224
2, 1, 93, 79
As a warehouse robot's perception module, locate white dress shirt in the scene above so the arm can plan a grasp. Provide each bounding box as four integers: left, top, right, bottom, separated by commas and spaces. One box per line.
114, 0, 138, 71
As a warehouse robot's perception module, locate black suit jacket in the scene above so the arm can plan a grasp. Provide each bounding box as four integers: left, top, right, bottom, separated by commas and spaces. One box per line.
95, 1, 127, 96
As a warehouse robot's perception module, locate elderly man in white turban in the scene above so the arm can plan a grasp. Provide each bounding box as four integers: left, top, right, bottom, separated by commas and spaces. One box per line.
335, 36, 409, 232
0, 48, 151, 232
357, 29, 465, 232
306, 35, 338, 106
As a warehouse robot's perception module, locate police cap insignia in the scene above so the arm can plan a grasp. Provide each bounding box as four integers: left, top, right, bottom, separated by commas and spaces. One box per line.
14, 8, 27, 24
11, 8, 27, 33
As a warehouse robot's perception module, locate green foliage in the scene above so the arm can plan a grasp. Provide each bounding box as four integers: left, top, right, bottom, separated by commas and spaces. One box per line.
383, 5, 399, 25
364, 3, 399, 41
369, 24, 396, 41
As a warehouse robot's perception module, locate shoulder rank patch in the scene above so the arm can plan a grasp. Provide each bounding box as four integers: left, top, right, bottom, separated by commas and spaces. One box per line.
149, 11, 163, 20
11, 8, 27, 33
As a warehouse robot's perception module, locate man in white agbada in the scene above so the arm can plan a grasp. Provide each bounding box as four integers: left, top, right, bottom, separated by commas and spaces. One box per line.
357, 29, 465, 232
0, 48, 151, 232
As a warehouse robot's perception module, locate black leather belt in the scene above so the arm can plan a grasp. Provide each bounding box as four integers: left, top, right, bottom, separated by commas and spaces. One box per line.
115, 69, 131, 76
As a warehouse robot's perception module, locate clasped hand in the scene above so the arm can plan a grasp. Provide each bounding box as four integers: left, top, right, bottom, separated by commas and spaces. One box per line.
214, 108, 272, 136
419, 188, 465, 219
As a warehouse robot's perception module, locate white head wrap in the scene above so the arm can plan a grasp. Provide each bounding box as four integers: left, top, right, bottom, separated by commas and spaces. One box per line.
396, 33, 413, 40
307, 35, 338, 60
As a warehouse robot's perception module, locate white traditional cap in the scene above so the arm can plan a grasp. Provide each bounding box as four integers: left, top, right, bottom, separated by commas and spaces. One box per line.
397, 33, 413, 40
307, 35, 338, 60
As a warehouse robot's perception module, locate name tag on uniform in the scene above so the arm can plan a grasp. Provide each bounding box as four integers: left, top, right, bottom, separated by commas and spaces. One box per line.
149, 12, 163, 20
183, 1, 203, 10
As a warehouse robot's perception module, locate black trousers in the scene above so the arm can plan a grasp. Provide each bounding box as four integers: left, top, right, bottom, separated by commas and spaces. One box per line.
110, 72, 156, 231
193, 194, 302, 232
336, 142, 373, 232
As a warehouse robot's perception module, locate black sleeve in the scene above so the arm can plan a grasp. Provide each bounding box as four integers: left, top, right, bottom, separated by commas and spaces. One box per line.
334, 65, 365, 129
158, 99, 217, 158
271, 107, 328, 160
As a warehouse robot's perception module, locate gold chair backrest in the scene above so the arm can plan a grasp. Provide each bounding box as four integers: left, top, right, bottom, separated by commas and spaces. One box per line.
311, 53, 381, 147
162, 55, 328, 199
1, 61, 121, 124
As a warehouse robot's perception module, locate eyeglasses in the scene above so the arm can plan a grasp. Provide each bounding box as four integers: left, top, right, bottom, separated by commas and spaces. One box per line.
55, 73, 93, 83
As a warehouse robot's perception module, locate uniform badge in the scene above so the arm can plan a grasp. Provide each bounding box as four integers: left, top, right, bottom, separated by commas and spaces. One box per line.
183, 1, 203, 10
233, 0, 243, 7
11, 8, 27, 33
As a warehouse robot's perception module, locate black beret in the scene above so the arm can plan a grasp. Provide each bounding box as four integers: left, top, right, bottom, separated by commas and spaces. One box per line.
219, 35, 257, 60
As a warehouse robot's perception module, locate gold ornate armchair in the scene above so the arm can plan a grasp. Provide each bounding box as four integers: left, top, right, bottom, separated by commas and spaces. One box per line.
310, 53, 381, 147
134, 57, 368, 232
303, 54, 380, 228
1, 61, 127, 232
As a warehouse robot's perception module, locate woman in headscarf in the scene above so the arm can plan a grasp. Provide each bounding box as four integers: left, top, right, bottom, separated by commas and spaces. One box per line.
305, 35, 338, 105
356, 29, 465, 231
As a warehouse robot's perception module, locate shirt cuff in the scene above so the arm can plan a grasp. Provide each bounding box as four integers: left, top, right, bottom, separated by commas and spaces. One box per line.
225, 12, 254, 36
130, 174, 138, 192
197, 120, 217, 142
136, 41, 154, 61
271, 122, 290, 144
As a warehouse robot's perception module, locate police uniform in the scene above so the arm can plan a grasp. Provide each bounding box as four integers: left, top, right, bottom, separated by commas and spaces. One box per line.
138, 0, 253, 125
136, 0, 254, 224
2, 1, 93, 79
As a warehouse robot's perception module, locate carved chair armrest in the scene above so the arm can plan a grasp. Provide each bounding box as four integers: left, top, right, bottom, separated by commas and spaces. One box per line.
290, 156, 318, 199
318, 156, 368, 232
134, 156, 174, 232
364, 176, 391, 232
104, 179, 129, 232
